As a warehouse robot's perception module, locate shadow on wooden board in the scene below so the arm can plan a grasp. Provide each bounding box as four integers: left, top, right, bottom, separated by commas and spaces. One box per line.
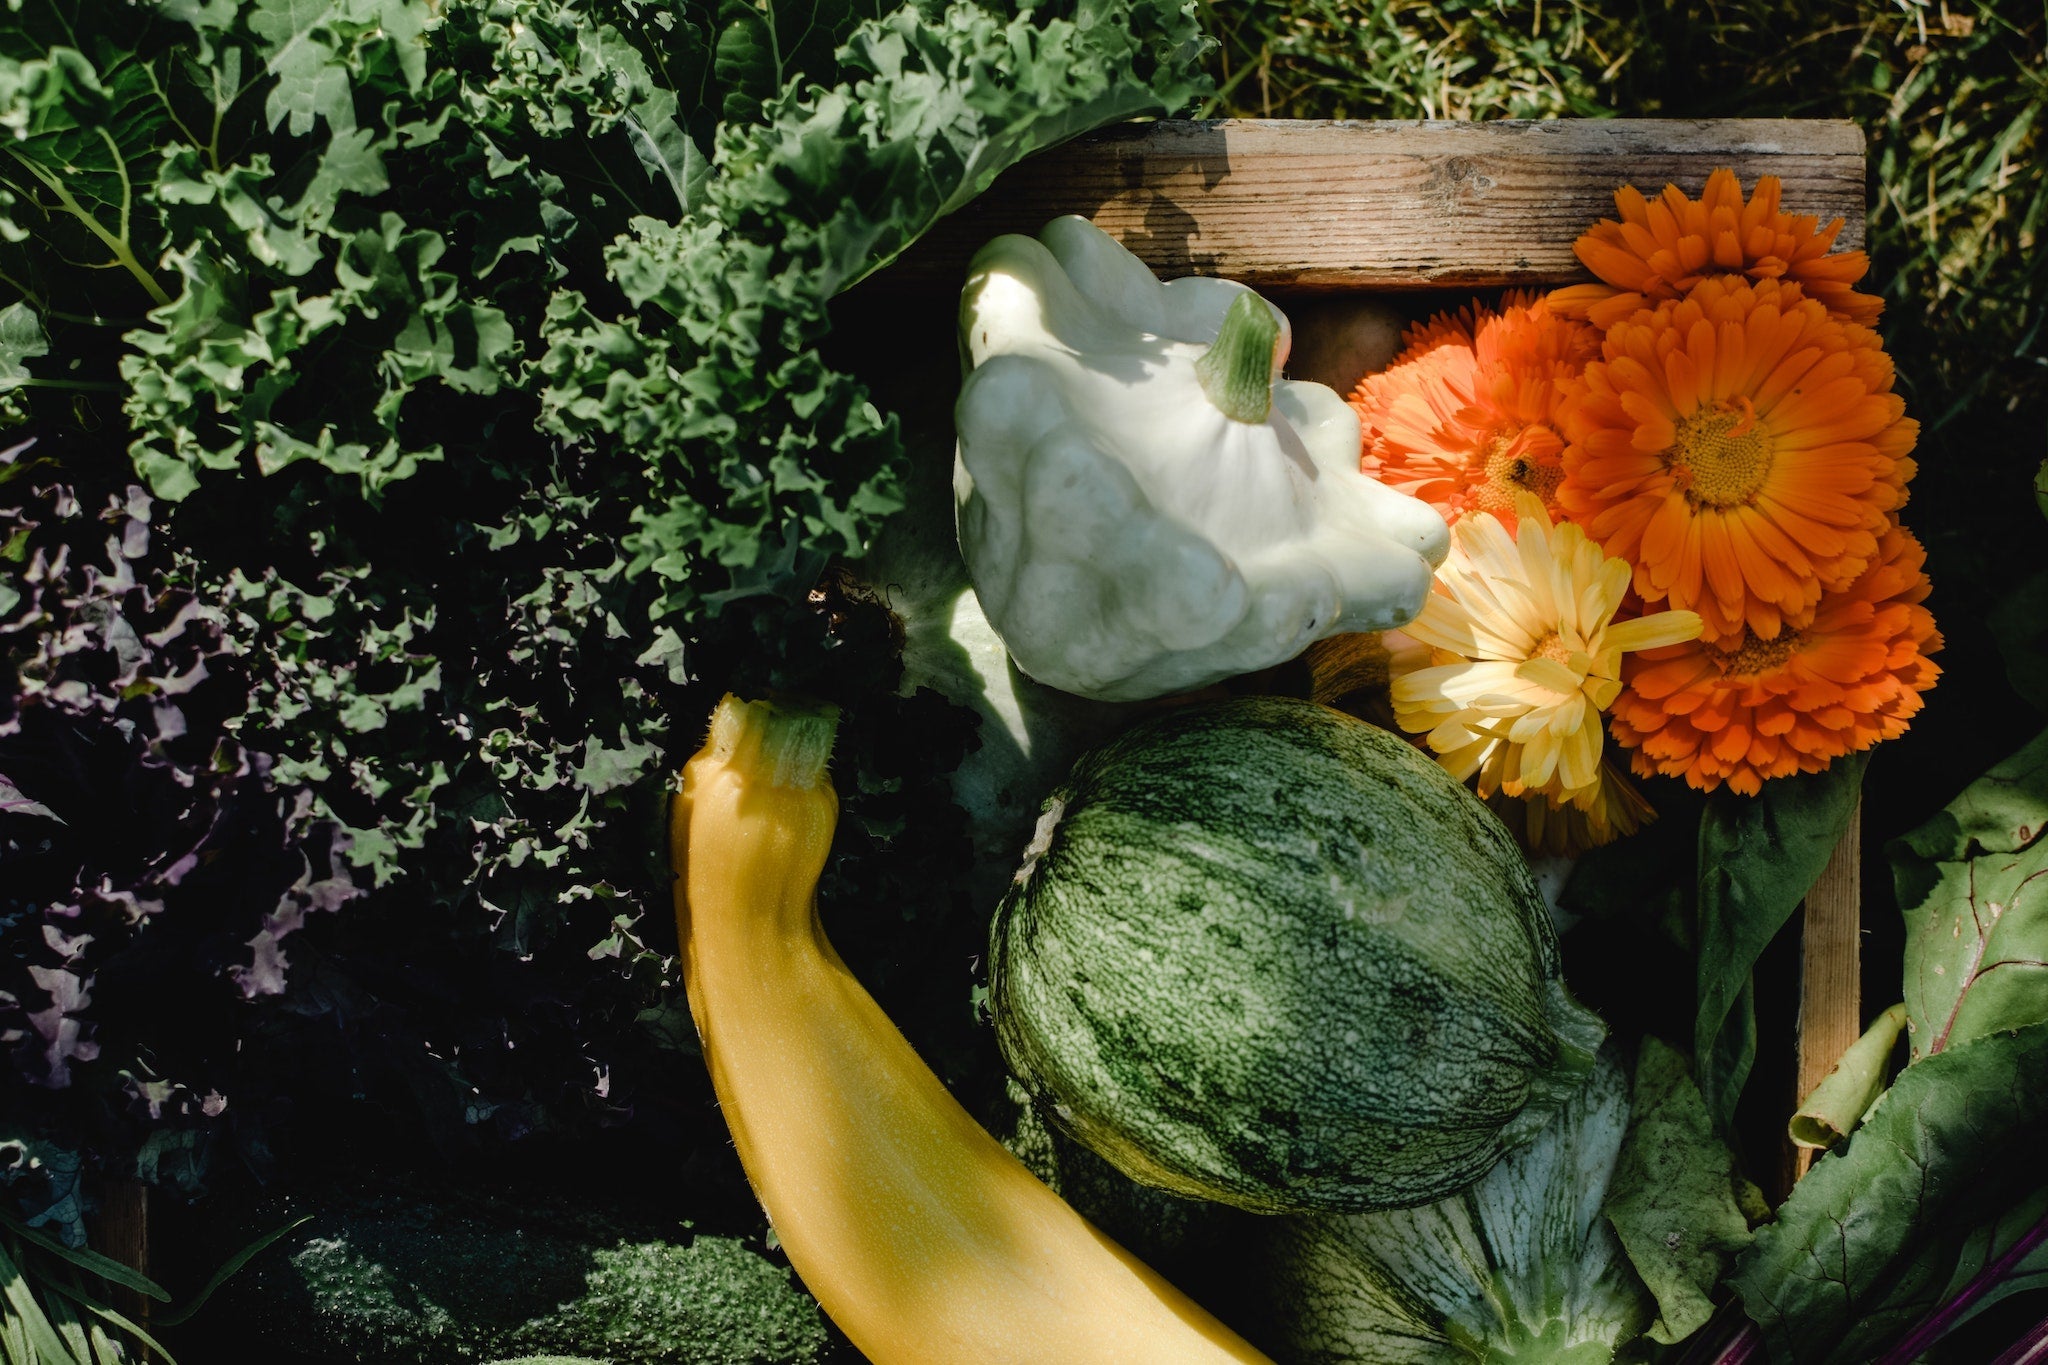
877, 118, 1865, 291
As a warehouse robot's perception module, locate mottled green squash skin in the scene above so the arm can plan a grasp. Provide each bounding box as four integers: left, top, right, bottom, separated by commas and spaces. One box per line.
988, 696, 1606, 1214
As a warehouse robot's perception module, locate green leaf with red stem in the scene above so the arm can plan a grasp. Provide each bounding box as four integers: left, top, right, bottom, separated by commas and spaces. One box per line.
1729, 1021, 2048, 1364
1872, 1191, 2048, 1365
1892, 726, 2048, 1059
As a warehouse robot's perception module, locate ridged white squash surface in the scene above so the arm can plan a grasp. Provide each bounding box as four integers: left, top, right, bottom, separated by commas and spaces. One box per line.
954, 215, 1448, 701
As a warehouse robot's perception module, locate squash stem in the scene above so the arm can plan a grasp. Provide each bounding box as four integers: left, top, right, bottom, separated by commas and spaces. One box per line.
1194, 293, 1279, 424
705, 694, 840, 790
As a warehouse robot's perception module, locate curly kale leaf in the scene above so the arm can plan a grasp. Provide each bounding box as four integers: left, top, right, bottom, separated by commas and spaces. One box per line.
122, 2, 527, 500
4, 0, 1205, 1203
101, 0, 1209, 916
0, 430, 353, 1187
540, 0, 1213, 618
0, 302, 50, 397
2, 0, 672, 496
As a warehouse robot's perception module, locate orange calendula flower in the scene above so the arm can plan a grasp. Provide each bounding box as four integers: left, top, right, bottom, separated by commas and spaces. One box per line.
1551, 168, 1883, 329
1351, 293, 1599, 533
1557, 275, 1917, 644
1610, 524, 1941, 796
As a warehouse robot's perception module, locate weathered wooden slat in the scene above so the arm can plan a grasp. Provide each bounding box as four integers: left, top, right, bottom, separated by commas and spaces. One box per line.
881, 118, 1867, 290
1793, 798, 1865, 1181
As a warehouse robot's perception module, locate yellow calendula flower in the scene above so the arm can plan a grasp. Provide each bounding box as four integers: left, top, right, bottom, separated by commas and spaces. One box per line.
1494, 761, 1656, 859
1389, 494, 1702, 824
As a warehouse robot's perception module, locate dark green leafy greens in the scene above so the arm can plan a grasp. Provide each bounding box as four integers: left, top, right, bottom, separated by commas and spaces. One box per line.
1603, 1038, 1752, 1345
1729, 1021, 2048, 1365
200, 1179, 833, 1365
1992, 571, 2048, 714
1727, 728, 2048, 1361
0, 433, 353, 1153
544, 0, 1208, 625
1, 0, 1210, 1246
1559, 757, 1868, 1138
1909, 1186, 2048, 1354
1693, 754, 1867, 1128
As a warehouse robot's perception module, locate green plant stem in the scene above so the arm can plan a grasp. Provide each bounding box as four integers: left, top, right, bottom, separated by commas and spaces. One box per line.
0, 1235, 84, 1365
6, 149, 172, 308
1873, 1209, 2048, 1365
8, 378, 124, 392
33, 1277, 177, 1364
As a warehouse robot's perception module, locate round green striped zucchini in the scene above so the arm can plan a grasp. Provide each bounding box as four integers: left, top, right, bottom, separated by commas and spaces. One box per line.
989, 696, 1606, 1214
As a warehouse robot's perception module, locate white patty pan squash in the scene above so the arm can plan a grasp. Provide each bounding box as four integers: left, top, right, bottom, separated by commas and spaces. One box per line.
953, 216, 1450, 702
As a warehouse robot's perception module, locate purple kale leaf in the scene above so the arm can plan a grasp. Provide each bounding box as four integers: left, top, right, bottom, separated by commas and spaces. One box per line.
2, 433, 352, 1160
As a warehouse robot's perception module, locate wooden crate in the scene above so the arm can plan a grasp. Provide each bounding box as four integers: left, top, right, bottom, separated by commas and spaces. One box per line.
892, 117, 1868, 1180
894, 118, 1865, 288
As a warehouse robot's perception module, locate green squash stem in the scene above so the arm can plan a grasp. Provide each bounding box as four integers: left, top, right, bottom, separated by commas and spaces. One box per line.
1194, 293, 1280, 424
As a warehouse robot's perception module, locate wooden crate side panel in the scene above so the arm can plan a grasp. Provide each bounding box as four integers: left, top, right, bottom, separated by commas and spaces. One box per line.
885, 118, 1867, 290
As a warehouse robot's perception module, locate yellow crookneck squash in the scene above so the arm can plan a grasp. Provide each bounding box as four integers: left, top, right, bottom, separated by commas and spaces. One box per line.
672, 693, 1269, 1365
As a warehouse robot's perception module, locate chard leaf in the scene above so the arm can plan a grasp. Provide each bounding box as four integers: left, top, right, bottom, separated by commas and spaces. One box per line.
1892, 727, 2048, 1058
1604, 1037, 1752, 1344
1729, 1020, 2048, 1365
1694, 754, 1867, 1128
1918, 1185, 2048, 1345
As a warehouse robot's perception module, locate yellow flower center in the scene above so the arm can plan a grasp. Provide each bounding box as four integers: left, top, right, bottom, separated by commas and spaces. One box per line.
1668, 399, 1774, 508
1530, 631, 1577, 665
1475, 428, 1564, 516
1716, 628, 1803, 677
